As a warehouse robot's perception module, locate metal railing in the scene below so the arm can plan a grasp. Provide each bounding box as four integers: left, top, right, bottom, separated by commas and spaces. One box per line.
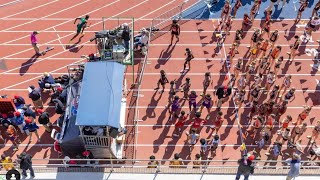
2, 159, 320, 174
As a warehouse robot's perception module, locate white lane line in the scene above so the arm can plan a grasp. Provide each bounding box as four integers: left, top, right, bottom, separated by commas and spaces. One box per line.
53, 27, 65, 51
0, 144, 53, 147
0, 0, 120, 45
0, 0, 58, 18
124, 144, 311, 148
1, 43, 318, 47
1, 0, 91, 32
2, 72, 320, 76
0, 0, 184, 89
126, 124, 316, 128
0, 0, 23, 7
4, 88, 320, 92
0, 0, 150, 75
124, 106, 320, 109
0, 30, 319, 33
1, 57, 317, 61
0, 18, 313, 21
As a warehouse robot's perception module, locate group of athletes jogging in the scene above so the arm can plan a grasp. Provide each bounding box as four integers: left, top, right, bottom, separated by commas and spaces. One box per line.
152, 0, 320, 164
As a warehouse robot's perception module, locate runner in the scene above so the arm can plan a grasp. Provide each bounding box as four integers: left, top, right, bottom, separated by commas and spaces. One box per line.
243, 13, 252, 27
180, 78, 191, 99
69, 15, 90, 43
267, 84, 279, 103
269, 30, 279, 49
199, 94, 213, 114
287, 35, 301, 62
277, 115, 292, 135
312, 1, 320, 17
246, 115, 263, 138
233, 58, 243, 79
273, 56, 283, 76
173, 111, 188, 137
238, 73, 247, 90
248, 29, 261, 50
211, 111, 224, 134
233, 89, 246, 113
269, 46, 282, 68
202, 72, 212, 96
246, 85, 262, 106
168, 96, 180, 121
221, 0, 231, 23
245, 63, 256, 87
181, 48, 194, 74
232, 0, 242, 18
188, 91, 198, 114
250, 0, 260, 22
259, 39, 270, 58
279, 75, 292, 98
291, 122, 307, 143
154, 70, 169, 93
169, 20, 180, 44
264, 71, 275, 94
295, 1, 308, 23
308, 120, 320, 143
280, 87, 296, 104
294, 106, 312, 125
167, 80, 177, 105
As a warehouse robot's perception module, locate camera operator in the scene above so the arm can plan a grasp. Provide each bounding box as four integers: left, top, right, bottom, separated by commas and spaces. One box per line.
121, 23, 131, 54
134, 28, 149, 51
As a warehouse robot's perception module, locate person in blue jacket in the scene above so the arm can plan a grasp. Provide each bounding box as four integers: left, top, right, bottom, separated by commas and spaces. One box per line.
38, 72, 55, 90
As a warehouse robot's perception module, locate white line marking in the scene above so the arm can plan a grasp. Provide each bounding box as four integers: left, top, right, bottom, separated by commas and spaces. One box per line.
0, 0, 23, 7
124, 144, 311, 148
0, 43, 318, 47
1, 57, 317, 61
53, 27, 65, 51
0, 0, 120, 45
0, 30, 318, 33
0, 18, 313, 21
1, 0, 91, 32
2, 72, 320, 76
1, 0, 59, 19
4, 88, 320, 92
0, 0, 184, 89
124, 106, 320, 109
126, 124, 316, 128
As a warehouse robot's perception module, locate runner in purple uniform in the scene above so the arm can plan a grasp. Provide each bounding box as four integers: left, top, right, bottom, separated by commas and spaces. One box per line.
199, 94, 213, 114
169, 96, 180, 121
188, 91, 198, 114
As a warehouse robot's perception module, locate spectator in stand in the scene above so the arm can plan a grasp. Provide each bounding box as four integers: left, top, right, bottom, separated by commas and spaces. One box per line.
18, 152, 35, 178
286, 153, 301, 180
169, 153, 183, 168
53, 99, 65, 114
13, 95, 25, 108
147, 155, 159, 168
28, 85, 43, 109
37, 109, 52, 133
215, 85, 232, 111
1, 154, 14, 171
38, 72, 55, 90
13, 111, 25, 133
23, 118, 40, 143
235, 154, 255, 180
